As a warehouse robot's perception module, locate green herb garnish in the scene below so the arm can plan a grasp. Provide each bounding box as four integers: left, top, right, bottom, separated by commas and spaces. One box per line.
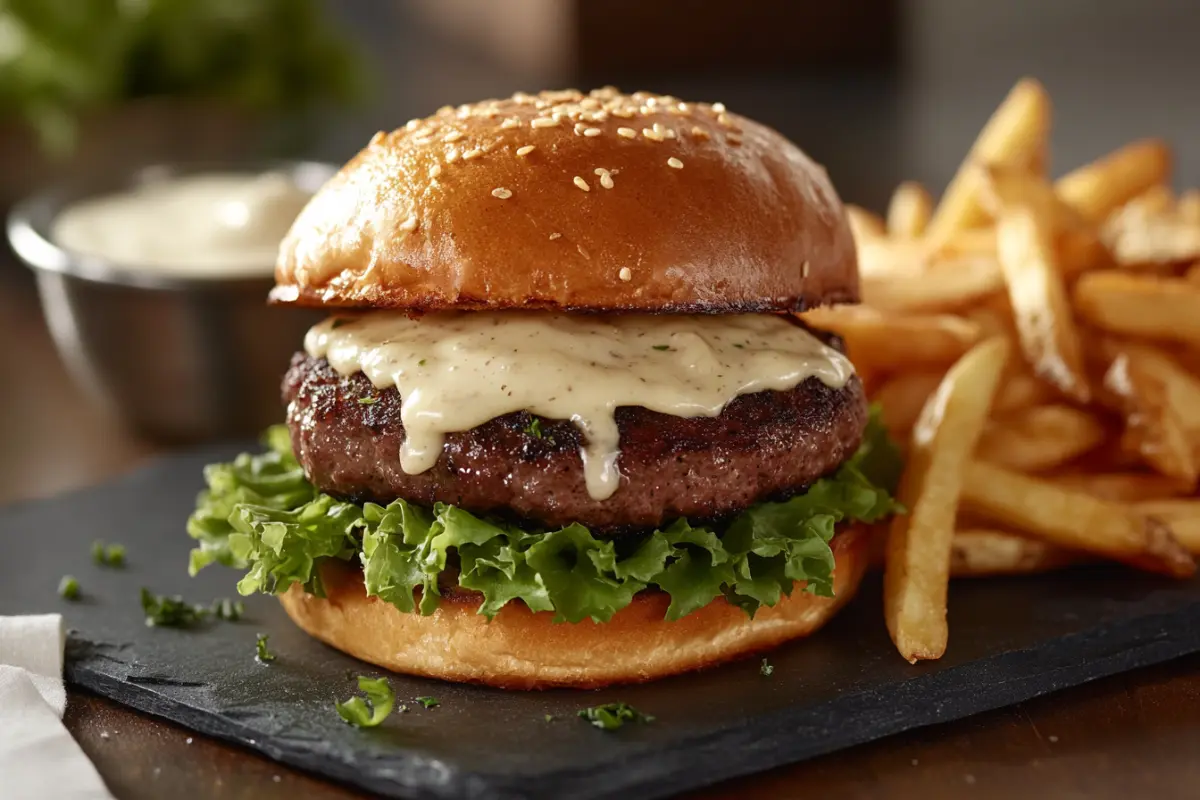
545, 714, 556, 723
357, 396, 379, 405
91, 540, 126, 567
416, 696, 439, 709
91, 540, 106, 564
58, 575, 80, 600
418, 359, 427, 366
651, 345, 671, 351
140, 588, 209, 628
760, 658, 774, 676
578, 702, 654, 730
255, 634, 275, 663
524, 418, 545, 439
211, 598, 245, 621
187, 409, 901, 625
336, 677, 395, 727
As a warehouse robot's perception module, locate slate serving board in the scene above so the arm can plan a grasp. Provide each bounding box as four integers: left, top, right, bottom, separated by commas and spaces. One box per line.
2, 444, 1199, 800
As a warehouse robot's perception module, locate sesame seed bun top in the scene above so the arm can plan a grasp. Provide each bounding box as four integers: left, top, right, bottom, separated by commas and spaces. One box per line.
271, 88, 859, 313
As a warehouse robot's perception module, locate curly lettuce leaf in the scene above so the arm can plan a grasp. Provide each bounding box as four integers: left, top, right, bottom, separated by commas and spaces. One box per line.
187, 410, 902, 623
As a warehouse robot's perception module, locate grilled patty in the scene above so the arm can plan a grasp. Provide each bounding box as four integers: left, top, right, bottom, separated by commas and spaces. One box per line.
283, 349, 867, 534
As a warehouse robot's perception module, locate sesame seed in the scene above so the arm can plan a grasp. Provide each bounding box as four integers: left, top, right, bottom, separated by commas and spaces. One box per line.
429, 164, 442, 178
405, 119, 420, 131
712, 102, 726, 113
691, 126, 710, 140
549, 232, 562, 240
619, 267, 632, 281
445, 148, 459, 163
574, 122, 588, 135
668, 157, 684, 169
577, 245, 590, 259
611, 108, 635, 118
718, 112, 736, 128
399, 215, 418, 231
617, 127, 636, 139
573, 176, 591, 192
463, 148, 482, 160
436, 105, 454, 116
600, 173, 614, 189
583, 127, 602, 137
500, 117, 520, 129
801, 261, 811, 277
369, 130, 386, 146
516, 145, 535, 156
443, 130, 463, 143
531, 117, 559, 128
491, 187, 512, 199
727, 132, 743, 145
642, 127, 665, 142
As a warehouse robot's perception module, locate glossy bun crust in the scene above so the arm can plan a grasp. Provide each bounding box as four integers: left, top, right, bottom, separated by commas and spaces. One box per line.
278, 524, 870, 689
272, 88, 858, 313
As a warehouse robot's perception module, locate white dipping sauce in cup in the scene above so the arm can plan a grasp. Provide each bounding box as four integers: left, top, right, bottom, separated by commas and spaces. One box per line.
52, 172, 312, 278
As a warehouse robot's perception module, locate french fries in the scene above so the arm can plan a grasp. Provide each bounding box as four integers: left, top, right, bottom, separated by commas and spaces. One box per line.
960, 461, 1195, 578
851, 77, 1200, 663
1074, 273, 1200, 349
801, 306, 981, 372
996, 208, 1091, 401
1056, 138, 1173, 223
951, 529, 1081, 577
976, 405, 1107, 472
885, 338, 1009, 662
925, 79, 1051, 247
887, 182, 933, 238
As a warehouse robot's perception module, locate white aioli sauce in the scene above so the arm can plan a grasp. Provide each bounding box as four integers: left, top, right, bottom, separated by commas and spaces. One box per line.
305, 312, 855, 501
52, 172, 311, 277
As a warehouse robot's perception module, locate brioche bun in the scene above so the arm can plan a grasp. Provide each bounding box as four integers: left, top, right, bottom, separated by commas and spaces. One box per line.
272, 88, 857, 313
278, 523, 870, 689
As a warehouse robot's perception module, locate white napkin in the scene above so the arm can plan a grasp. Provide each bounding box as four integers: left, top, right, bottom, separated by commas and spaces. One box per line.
0, 615, 114, 799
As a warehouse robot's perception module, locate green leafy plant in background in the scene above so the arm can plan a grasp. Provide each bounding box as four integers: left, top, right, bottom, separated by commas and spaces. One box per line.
0, 0, 365, 154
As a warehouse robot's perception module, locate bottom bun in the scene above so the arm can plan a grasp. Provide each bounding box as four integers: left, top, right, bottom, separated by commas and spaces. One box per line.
279, 523, 871, 689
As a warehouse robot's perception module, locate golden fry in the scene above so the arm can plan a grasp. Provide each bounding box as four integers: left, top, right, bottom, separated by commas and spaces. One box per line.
1074, 273, 1200, 348
925, 79, 1051, 247
846, 204, 887, 242
960, 460, 1195, 577
992, 368, 1056, 413
885, 338, 1010, 662
1133, 501, 1200, 554
996, 208, 1091, 402
1101, 191, 1200, 266
862, 255, 1003, 312
887, 182, 934, 238
874, 371, 945, 437
1056, 138, 1173, 223
951, 529, 1081, 577
1049, 472, 1189, 503
976, 405, 1107, 472
802, 306, 981, 372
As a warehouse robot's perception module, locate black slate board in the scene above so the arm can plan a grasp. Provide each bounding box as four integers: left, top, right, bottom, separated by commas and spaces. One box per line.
2, 444, 1200, 800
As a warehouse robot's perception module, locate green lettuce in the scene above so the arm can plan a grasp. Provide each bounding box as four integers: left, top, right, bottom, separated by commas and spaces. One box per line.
187, 411, 901, 623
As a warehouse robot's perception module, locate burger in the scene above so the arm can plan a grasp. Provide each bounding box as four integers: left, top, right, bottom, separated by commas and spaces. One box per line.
187, 88, 901, 689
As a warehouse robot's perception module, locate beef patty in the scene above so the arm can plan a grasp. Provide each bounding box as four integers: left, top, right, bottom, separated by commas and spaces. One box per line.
284, 351, 867, 534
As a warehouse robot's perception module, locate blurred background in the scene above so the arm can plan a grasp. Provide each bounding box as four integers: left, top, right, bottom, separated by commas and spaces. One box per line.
1, 0, 1198, 503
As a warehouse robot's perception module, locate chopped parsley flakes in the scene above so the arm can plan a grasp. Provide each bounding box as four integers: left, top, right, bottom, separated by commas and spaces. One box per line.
337, 676, 395, 727
578, 702, 655, 730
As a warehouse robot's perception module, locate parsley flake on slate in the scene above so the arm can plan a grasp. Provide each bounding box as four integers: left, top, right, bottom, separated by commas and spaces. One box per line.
578, 702, 655, 730
140, 588, 209, 628
760, 658, 774, 676
357, 396, 379, 405
211, 598, 244, 621
337, 676, 395, 727
524, 418, 544, 439
58, 575, 80, 600
416, 696, 439, 709
91, 540, 125, 567
544, 714, 556, 723
255, 634, 275, 663
651, 344, 671, 351
418, 359, 427, 366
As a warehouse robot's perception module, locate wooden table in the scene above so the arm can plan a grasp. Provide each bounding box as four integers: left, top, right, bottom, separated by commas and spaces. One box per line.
4, 266, 1200, 800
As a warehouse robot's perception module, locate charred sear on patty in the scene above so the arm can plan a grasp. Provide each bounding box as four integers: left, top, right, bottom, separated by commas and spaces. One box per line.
283, 336, 867, 534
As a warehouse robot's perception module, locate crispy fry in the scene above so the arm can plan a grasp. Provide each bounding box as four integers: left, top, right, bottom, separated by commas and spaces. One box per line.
925, 79, 1051, 247
802, 307, 981, 372
1133, 501, 1200, 554
1101, 349, 1199, 487
885, 338, 1010, 662
846, 204, 887, 242
874, 371, 945, 436
1179, 190, 1200, 224
960, 460, 1195, 577
887, 182, 934, 238
1101, 191, 1200, 266
862, 255, 1004, 312
1056, 139, 1173, 223
979, 163, 1088, 230
1074, 273, 1200, 348
1049, 472, 1189, 503
951, 529, 1081, 577
1108, 343, 1200, 443
935, 227, 999, 258
992, 368, 1056, 413
976, 405, 1107, 472
996, 208, 1091, 401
